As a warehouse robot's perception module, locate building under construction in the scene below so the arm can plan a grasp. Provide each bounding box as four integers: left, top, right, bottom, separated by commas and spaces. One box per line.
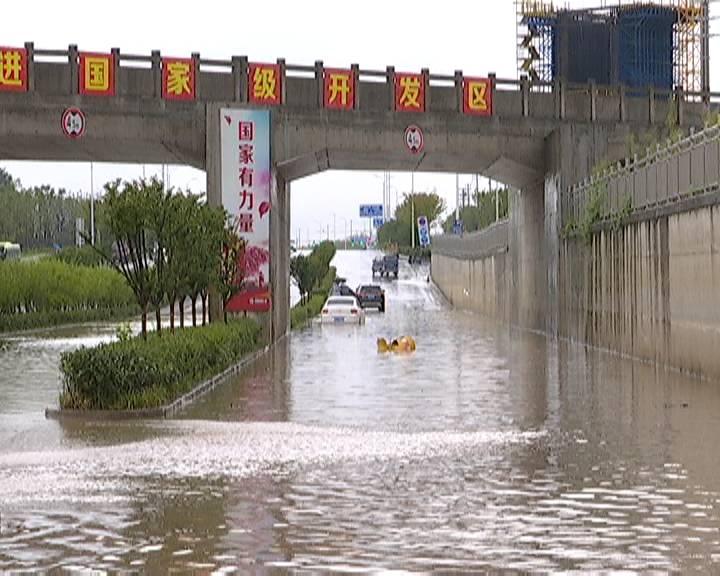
517, 0, 709, 94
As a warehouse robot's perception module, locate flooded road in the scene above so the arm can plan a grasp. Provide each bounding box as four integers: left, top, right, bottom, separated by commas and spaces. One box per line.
2, 250, 720, 572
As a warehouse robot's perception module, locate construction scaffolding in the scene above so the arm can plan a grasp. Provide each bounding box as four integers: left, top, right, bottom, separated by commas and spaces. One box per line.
516, 0, 708, 94
675, 0, 705, 93
516, 0, 557, 84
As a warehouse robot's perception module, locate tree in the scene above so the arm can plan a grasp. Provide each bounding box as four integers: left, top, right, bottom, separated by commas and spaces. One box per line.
442, 188, 509, 234
145, 179, 172, 334
163, 193, 195, 332
377, 192, 445, 249
100, 179, 156, 338
290, 241, 336, 304
199, 204, 226, 325
183, 202, 224, 327
219, 225, 247, 322
0, 168, 15, 190
290, 255, 318, 304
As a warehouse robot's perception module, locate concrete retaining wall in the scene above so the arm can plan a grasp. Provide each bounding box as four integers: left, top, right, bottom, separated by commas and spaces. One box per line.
431, 222, 510, 322
560, 204, 720, 380
433, 202, 720, 381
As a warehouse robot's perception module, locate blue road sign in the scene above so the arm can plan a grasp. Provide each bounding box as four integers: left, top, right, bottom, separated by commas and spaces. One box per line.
417, 215, 431, 247
373, 217, 385, 229
360, 204, 383, 218
453, 220, 463, 236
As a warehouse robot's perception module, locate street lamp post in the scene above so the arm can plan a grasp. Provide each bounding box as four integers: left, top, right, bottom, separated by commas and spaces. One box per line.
455, 173, 460, 224
411, 171, 415, 250
339, 217, 348, 250
89, 162, 95, 246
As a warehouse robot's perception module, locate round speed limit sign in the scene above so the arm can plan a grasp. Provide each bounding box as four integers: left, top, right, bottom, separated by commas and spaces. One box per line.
404, 124, 424, 154
61, 107, 86, 139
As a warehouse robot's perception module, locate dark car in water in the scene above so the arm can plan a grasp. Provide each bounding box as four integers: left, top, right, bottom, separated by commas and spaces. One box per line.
372, 254, 399, 278
331, 278, 357, 298
356, 284, 385, 312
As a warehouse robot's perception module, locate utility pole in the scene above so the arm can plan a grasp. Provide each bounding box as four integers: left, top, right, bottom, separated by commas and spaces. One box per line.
455, 173, 460, 224
495, 181, 500, 222
411, 171, 416, 249
702, 0, 710, 98
90, 162, 95, 246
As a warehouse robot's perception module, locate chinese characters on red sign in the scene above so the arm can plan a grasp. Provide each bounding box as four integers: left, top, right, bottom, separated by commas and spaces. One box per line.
323, 68, 354, 110
162, 57, 195, 100
0, 47, 27, 92
0, 47, 497, 119
79, 52, 115, 96
249, 63, 281, 105
463, 77, 493, 116
395, 73, 425, 112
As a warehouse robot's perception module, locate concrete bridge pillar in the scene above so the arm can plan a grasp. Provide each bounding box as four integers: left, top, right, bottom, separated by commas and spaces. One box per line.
507, 124, 624, 338
508, 184, 547, 332
270, 172, 291, 341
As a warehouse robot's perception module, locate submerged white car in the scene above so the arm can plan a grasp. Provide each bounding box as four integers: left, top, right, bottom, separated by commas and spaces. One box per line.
321, 295, 366, 325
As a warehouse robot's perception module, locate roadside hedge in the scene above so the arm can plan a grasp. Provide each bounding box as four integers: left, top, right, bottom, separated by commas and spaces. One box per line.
0, 259, 136, 332
54, 245, 107, 268
290, 267, 336, 330
59, 318, 262, 410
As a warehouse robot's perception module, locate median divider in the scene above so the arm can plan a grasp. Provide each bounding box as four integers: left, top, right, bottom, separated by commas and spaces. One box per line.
290, 266, 337, 330
45, 343, 271, 421
47, 318, 266, 419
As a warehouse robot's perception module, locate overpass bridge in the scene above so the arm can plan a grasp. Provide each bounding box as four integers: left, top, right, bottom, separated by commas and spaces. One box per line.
0, 43, 717, 337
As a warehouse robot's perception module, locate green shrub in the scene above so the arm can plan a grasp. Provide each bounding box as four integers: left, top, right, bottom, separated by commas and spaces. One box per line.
0, 306, 138, 333
290, 267, 336, 330
0, 259, 136, 332
59, 318, 262, 410
54, 245, 107, 268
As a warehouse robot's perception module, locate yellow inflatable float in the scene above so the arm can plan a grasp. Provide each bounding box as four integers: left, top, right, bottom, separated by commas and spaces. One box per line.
377, 336, 416, 354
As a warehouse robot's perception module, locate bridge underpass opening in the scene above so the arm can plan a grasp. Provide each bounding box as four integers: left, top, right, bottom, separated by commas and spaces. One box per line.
289, 169, 511, 304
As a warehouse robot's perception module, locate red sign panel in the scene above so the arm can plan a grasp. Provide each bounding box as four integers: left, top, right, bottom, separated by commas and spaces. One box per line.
0, 47, 27, 92
162, 57, 195, 101
79, 52, 115, 96
463, 77, 493, 116
323, 68, 355, 110
395, 73, 425, 112
249, 63, 281, 105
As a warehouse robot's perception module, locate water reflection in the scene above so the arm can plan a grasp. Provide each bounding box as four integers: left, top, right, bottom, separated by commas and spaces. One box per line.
1, 251, 720, 571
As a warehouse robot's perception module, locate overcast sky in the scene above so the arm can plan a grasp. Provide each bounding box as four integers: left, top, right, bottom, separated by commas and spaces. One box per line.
2, 0, 718, 244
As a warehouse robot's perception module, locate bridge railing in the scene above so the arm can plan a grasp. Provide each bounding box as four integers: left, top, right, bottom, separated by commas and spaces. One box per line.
563, 122, 720, 226
432, 221, 509, 261
8, 43, 718, 126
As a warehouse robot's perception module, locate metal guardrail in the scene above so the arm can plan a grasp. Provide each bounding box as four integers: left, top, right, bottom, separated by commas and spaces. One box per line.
564, 122, 720, 224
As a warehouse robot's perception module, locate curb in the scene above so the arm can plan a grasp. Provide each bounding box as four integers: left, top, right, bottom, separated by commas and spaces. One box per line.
44, 344, 272, 422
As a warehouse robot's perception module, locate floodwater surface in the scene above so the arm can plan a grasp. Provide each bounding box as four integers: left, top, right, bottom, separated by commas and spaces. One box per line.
1, 251, 720, 572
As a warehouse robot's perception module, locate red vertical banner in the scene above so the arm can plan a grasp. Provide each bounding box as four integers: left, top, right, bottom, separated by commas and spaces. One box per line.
463, 77, 493, 116
162, 57, 195, 101
79, 52, 115, 96
248, 63, 282, 105
0, 47, 27, 92
395, 72, 425, 112
323, 68, 355, 110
